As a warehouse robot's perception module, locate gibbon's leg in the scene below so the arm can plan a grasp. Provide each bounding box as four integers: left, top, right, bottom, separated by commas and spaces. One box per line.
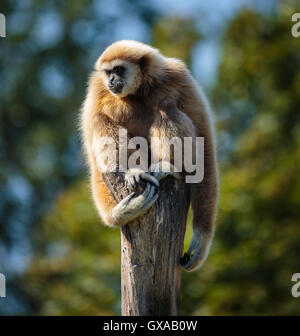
92, 113, 159, 227
150, 99, 196, 182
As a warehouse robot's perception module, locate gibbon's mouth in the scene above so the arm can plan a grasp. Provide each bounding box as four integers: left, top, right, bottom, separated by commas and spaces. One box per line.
109, 83, 124, 94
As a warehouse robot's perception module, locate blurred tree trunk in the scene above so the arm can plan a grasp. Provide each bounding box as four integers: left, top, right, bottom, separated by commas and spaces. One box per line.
121, 177, 190, 316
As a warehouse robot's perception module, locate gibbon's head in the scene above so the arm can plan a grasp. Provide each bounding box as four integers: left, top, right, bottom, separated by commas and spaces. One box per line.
95, 40, 164, 97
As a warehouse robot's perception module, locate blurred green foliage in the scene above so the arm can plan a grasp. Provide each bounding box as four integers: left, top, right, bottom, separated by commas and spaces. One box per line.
152, 16, 201, 64
0, 0, 158, 314
1, 0, 300, 315
24, 180, 121, 315
181, 7, 300, 315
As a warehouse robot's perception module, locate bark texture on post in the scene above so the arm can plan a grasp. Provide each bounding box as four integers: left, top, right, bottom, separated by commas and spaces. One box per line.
121, 177, 190, 316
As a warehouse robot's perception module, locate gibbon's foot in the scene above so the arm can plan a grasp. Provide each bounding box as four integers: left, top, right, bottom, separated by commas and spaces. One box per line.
125, 168, 159, 189
112, 181, 159, 224
150, 161, 181, 182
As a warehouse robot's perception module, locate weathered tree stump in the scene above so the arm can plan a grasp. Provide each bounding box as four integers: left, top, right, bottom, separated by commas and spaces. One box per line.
121, 177, 190, 316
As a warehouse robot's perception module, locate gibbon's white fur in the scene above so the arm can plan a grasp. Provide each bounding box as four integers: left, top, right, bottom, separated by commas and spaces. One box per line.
80, 40, 218, 271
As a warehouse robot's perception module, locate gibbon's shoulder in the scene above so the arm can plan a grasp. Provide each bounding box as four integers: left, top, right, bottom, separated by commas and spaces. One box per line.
163, 57, 195, 90
165, 57, 188, 73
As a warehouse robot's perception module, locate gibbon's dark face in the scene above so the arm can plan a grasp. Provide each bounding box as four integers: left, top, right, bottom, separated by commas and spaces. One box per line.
100, 59, 142, 97
105, 65, 126, 94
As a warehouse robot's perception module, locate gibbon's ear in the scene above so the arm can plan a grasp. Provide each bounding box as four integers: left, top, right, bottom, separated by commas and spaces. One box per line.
137, 56, 147, 70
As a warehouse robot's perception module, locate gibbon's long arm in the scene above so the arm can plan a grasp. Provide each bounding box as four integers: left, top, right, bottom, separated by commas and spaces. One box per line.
150, 99, 196, 181
149, 96, 218, 272
178, 75, 218, 272
91, 113, 159, 227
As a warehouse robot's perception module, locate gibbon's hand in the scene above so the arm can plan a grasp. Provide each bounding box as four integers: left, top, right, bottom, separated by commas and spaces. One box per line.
112, 181, 159, 225
125, 168, 159, 189
180, 232, 211, 271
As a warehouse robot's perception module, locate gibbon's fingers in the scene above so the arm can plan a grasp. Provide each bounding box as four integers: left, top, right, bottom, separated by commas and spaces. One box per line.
125, 168, 159, 189
137, 181, 154, 202
129, 182, 158, 212
128, 176, 137, 189
112, 182, 159, 225
180, 251, 203, 272
180, 233, 210, 272
136, 186, 159, 214
126, 171, 140, 188
111, 192, 136, 214
119, 192, 136, 207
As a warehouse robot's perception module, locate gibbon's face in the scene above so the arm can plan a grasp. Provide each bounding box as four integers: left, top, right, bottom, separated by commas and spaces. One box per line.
100, 59, 142, 98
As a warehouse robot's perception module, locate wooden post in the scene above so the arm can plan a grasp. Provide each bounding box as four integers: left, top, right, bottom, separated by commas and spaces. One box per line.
121, 177, 190, 316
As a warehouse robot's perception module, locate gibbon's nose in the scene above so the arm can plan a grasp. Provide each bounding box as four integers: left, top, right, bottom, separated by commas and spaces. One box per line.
109, 75, 116, 85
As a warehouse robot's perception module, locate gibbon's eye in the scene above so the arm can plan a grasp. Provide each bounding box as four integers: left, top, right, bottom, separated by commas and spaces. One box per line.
104, 69, 111, 76
113, 66, 125, 76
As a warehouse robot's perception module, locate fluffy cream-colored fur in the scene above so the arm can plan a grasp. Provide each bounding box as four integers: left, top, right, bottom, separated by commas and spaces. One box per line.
80, 40, 218, 271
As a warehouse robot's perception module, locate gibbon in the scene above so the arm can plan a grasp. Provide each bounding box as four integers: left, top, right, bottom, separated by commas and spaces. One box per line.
80, 40, 218, 271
